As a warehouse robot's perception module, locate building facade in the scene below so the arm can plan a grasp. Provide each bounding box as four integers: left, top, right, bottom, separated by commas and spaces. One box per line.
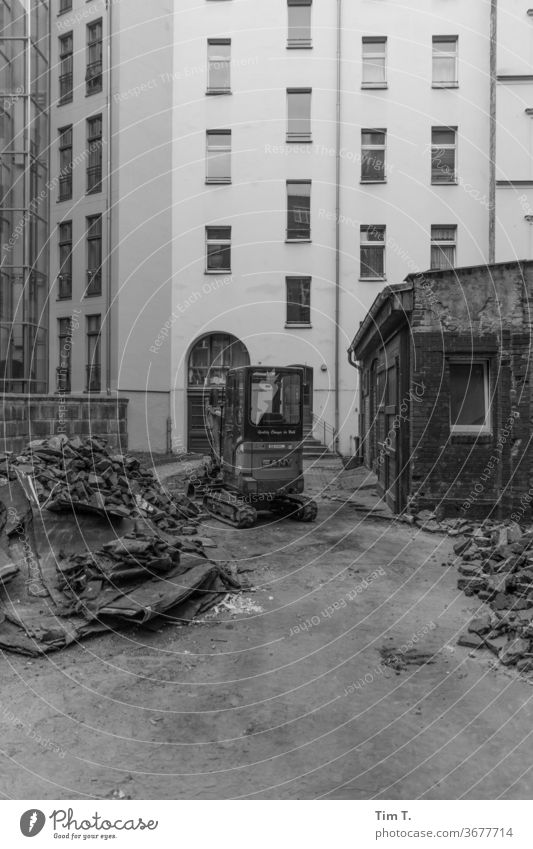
170, 0, 499, 457
0, 0, 50, 395
2, 1, 533, 456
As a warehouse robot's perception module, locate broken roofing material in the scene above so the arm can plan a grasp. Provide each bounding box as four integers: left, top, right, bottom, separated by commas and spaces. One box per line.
0, 435, 240, 655
453, 522, 533, 672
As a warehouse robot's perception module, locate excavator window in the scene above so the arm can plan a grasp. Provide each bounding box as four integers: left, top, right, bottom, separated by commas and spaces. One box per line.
249, 370, 301, 426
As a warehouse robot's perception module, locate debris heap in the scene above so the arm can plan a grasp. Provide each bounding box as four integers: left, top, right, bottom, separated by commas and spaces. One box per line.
453, 522, 533, 672
1, 434, 199, 531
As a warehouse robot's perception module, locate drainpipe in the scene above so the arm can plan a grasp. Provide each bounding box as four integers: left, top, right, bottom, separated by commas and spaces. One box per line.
334, 0, 342, 447
489, 0, 497, 263
105, 0, 113, 394
347, 348, 363, 460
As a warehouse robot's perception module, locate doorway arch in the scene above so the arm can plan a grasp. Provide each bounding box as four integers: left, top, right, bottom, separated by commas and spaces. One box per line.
187, 333, 250, 453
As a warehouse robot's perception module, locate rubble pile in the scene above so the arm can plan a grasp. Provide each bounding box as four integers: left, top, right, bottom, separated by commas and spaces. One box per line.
56, 527, 184, 593
0, 435, 244, 655
453, 522, 533, 671
0, 434, 200, 531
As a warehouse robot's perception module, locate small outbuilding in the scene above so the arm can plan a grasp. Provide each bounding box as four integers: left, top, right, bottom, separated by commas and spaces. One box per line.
348, 260, 533, 520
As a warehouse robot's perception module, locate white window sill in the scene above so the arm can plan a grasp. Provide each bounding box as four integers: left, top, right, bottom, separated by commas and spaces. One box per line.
205, 179, 231, 185
432, 82, 459, 89
285, 323, 312, 329
361, 83, 388, 90
205, 269, 231, 275
285, 239, 312, 243
450, 428, 492, 436
431, 180, 458, 186
360, 179, 387, 184
206, 89, 232, 96
287, 43, 313, 50
359, 277, 386, 282
286, 137, 313, 144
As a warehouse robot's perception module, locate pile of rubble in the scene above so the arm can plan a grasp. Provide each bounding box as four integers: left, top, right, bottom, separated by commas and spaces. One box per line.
0, 435, 243, 655
452, 522, 533, 672
0, 434, 199, 531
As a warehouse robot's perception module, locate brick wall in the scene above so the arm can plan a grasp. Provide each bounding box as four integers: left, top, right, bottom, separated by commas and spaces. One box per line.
0, 395, 128, 454
408, 262, 533, 519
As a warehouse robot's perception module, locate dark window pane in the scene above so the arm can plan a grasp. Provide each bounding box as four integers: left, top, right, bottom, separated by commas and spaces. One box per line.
450, 363, 487, 427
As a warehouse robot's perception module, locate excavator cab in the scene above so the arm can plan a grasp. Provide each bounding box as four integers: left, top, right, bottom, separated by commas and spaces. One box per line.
199, 366, 317, 528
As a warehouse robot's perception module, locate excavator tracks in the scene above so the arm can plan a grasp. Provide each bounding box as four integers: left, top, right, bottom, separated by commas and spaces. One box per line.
203, 490, 258, 529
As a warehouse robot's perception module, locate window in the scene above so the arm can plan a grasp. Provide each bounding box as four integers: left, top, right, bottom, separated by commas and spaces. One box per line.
206, 226, 231, 272
449, 360, 490, 434
250, 370, 301, 426
287, 181, 311, 241
362, 37, 387, 88
58, 125, 72, 200
432, 36, 458, 87
207, 39, 231, 94
206, 130, 231, 183
360, 225, 386, 279
86, 314, 101, 392
361, 129, 386, 182
286, 277, 311, 325
59, 0, 72, 13
58, 32, 73, 104
57, 318, 72, 392
431, 126, 457, 184
58, 221, 72, 299
87, 115, 102, 193
287, 89, 312, 142
86, 19, 103, 95
287, 0, 312, 49
86, 214, 102, 296
431, 225, 456, 270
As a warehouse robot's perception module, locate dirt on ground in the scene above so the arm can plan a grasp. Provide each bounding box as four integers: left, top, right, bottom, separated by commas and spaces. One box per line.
1, 461, 532, 800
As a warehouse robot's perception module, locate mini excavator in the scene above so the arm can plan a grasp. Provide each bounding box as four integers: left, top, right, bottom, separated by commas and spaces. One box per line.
187, 365, 318, 528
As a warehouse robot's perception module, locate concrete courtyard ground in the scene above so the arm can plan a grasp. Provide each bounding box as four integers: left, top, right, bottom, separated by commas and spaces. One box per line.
0, 459, 532, 800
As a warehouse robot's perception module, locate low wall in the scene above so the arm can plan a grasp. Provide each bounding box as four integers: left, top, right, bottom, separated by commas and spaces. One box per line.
0, 395, 128, 454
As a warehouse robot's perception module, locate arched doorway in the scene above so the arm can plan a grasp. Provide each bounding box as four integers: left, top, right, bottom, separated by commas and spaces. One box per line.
187, 333, 250, 453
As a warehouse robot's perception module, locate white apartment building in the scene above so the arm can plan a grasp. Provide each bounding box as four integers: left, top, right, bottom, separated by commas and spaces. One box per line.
42, 1, 533, 456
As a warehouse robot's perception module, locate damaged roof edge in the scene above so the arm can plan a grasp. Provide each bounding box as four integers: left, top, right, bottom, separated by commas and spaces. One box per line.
348, 259, 533, 357
348, 283, 414, 356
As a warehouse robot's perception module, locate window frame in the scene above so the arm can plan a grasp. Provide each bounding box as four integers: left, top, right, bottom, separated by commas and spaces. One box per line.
362, 37, 387, 89
287, 88, 312, 143
58, 124, 73, 201
449, 359, 491, 435
360, 225, 386, 280
207, 38, 231, 95
57, 317, 73, 393
286, 276, 311, 326
432, 35, 458, 88
206, 129, 231, 184
58, 220, 73, 300
86, 114, 103, 194
86, 214, 102, 296
205, 225, 232, 273
59, 0, 72, 14
86, 314, 101, 392
58, 32, 73, 105
430, 224, 457, 270
86, 18, 103, 96
287, 0, 312, 50
431, 126, 457, 185
361, 128, 386, 183
286, 180, 312, 242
